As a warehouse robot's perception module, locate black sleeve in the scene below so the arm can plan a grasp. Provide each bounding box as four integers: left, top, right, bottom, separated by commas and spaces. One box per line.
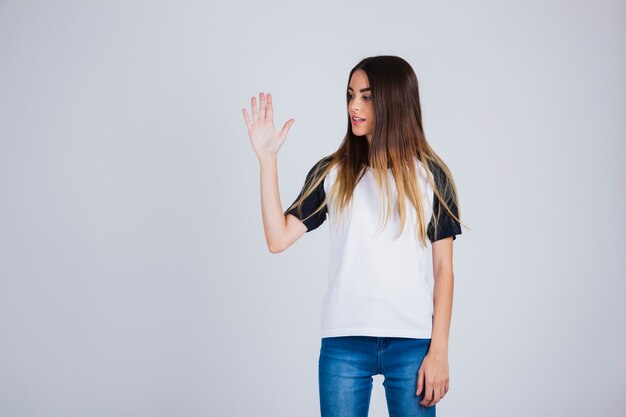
427, 162, 462, 243
284, 158, 330, 233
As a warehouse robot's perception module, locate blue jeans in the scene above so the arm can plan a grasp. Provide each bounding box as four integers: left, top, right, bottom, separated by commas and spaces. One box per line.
318, 336, 435, 417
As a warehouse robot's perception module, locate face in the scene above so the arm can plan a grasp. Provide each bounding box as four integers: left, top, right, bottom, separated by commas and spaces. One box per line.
348, 69, 375, 143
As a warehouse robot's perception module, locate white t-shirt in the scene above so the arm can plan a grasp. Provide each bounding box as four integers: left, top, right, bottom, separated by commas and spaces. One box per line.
285, 156, 462, 339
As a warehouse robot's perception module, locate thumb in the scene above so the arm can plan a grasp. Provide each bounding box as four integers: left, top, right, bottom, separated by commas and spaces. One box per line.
280, 118, 295, 140
416, 368, 424, 395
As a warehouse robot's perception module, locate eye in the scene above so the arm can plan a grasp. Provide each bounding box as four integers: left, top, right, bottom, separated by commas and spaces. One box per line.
347, 94, 372, 101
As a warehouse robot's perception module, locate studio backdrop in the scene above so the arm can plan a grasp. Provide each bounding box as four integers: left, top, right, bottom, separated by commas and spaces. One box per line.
0, 1, 624, 416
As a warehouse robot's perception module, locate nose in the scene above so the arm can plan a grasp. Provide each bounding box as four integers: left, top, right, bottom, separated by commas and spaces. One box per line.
350, 98, 360, 112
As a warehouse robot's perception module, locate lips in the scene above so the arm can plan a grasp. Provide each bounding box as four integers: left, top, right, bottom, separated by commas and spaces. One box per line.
351, 116, 366, 125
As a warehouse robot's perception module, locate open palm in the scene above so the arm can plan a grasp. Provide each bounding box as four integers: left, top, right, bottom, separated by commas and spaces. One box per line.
242, 92, 294, 161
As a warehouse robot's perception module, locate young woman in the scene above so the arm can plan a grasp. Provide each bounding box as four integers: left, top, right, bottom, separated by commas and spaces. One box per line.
242, 55, 465, 417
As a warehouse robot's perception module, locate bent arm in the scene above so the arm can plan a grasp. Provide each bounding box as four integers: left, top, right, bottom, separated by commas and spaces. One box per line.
260, 156, 306, 253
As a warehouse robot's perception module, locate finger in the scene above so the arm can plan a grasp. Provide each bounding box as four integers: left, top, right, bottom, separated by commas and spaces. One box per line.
259, 92, 266, 119
251, 96, 258, 120
242, 108, 253, 128
266, 93, 273, 121
422, 390, 435, 407
416, 369, 424, 396
421, 381, 433, 405
279, 118, 294, 140
433, 385, 441, 405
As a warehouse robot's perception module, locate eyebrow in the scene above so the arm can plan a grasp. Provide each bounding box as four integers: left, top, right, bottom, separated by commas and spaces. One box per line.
347, 86, 371, 93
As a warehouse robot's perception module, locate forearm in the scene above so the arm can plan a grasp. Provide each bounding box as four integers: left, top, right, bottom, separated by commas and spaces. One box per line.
259, 155, 287, 251
430, 265, 454, 353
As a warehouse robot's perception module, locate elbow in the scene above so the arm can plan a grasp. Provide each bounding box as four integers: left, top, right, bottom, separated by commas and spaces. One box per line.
268, 245, 283, 254
267, 240, 287, 254
267, 220, 295, 253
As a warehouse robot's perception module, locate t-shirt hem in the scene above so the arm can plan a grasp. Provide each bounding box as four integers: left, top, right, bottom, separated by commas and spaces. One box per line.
321, 327, 432, 339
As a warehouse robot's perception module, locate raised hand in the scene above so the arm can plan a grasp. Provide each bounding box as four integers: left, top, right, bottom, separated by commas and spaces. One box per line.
242, 92, 295, 161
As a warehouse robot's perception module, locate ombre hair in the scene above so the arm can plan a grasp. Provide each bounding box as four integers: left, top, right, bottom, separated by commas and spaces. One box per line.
285, 55, 468, 246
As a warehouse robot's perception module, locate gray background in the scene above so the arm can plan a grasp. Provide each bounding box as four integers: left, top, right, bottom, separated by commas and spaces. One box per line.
1, 0, 624, 416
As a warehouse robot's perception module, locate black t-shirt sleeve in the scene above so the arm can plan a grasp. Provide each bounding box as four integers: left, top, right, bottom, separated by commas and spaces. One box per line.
284, 158, 330, 233
427, 163, 462, 243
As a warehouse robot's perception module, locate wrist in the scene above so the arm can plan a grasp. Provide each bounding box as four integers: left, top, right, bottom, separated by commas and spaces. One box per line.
259, 154, 277, 166
428, 341, 448, 354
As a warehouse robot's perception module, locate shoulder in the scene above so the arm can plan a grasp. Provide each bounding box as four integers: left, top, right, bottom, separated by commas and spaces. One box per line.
425, 159, 446, 184
304, 155, 334, 182
314, 154, 334, 171
425, 159, 459, 196
426, 158, 462, 242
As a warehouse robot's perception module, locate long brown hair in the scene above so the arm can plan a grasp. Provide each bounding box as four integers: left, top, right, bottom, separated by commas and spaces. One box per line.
285, 55, 468, 246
